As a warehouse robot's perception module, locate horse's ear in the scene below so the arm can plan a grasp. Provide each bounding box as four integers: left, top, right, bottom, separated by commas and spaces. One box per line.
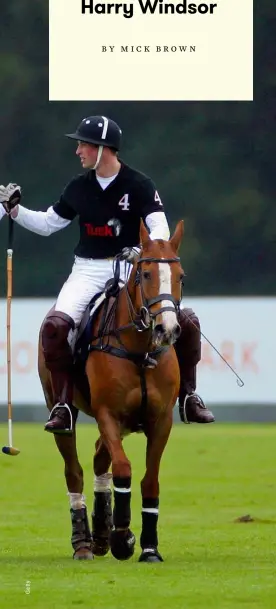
139, 218, 150, 247
169, 220, 184, 253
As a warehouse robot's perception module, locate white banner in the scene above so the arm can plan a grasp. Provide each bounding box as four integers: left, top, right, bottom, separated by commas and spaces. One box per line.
49, 0, 253, 101
0, 297, 274, 404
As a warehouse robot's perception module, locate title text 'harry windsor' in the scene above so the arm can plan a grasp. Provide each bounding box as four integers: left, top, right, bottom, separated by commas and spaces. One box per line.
81, 0, 218, 18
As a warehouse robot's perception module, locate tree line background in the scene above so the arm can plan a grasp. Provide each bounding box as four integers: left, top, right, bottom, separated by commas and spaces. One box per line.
0, 1, 275, 297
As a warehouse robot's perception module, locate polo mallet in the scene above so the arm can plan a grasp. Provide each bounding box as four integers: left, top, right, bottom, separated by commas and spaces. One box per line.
2, 215, 20, 456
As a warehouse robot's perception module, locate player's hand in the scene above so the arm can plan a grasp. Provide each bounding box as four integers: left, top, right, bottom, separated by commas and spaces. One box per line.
0, 183, 21, 214
120, 246, 140, 263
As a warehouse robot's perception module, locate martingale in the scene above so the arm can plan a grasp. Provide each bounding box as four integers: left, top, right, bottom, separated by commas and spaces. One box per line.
81, 0, 218, 18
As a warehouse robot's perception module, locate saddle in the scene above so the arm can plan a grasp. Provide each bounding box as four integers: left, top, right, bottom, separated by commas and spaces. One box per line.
73, 274, 122, 367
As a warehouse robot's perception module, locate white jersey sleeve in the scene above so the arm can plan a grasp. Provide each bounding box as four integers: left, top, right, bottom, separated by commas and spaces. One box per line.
13, 205, 71, 236
145, 211, 170, 241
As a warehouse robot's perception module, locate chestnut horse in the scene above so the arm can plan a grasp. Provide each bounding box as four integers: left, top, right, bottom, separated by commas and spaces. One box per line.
38, 219, 184, 563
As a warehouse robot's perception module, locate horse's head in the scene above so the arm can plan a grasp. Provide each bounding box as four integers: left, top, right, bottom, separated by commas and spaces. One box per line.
131, 219, 185, 347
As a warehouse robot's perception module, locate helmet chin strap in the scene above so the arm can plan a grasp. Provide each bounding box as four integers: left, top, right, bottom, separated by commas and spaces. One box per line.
92, 145, 103, 170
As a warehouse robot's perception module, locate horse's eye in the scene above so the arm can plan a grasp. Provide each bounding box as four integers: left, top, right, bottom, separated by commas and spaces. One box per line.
143, 271, 151, 280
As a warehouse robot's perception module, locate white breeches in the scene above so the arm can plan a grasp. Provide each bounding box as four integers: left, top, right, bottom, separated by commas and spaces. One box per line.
55, 256, 131, 326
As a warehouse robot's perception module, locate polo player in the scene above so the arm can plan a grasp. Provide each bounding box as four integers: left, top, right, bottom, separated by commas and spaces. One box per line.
0, 115, 214, 433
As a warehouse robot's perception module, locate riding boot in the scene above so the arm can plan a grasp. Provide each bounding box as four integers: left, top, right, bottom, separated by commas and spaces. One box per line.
41, 311, 76, 435
175, 308, 215, 424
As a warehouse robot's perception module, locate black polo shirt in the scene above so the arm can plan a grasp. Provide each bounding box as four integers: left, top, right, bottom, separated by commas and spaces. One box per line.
53, 162, 164, 259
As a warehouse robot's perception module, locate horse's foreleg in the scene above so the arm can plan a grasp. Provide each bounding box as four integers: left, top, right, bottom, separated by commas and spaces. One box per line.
139, 411, 173, 563
91, 437, 113, 556
96, 408, 136, 561
39, 342, 93, 559
54, 433, 93, 560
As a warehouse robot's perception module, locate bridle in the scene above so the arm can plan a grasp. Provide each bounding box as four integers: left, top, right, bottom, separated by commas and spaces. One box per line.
88, 252, 184, 370
125, 255, 183, 332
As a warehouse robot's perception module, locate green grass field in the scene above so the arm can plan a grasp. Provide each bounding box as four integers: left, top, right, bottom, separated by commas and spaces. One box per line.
0, 423, 275, 608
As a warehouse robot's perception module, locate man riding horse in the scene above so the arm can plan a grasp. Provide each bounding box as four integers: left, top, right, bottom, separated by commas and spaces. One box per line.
0, 115, 214, 432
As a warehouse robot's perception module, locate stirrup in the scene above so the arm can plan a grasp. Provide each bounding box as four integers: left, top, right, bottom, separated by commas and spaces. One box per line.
180, 394, 190, 424
47, 402, 73, 432
180, 392, 206, 424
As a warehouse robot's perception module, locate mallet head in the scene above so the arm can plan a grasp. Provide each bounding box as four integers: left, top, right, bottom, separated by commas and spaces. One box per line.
2, 446, 20, 456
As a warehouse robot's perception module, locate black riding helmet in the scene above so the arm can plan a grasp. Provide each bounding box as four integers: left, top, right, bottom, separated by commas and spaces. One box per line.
65, 115, 122, 151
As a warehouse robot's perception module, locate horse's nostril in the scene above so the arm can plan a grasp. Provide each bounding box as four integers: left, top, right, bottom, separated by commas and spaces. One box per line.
154, 323, 165, 335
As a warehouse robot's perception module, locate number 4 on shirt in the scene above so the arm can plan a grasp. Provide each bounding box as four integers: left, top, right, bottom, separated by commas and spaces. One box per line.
118, 191, 162, 211
155, 191, 163, 206
118, 194, 130, 211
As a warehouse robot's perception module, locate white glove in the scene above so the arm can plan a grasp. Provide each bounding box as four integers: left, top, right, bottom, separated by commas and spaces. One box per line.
120, 246, 140, 263
0, 184, 8, 203
0, 183, 21, 212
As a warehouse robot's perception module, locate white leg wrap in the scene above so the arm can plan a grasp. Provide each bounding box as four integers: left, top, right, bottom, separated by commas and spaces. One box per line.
94, 472, 112, 492
68, 492, 86, 509
142, 508, 159, 514
113, 486, 131, 493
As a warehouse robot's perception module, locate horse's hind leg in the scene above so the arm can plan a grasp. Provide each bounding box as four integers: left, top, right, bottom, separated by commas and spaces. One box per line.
139, 411, 173, 563
96, 408, 136, 561
91, 436, 113, 556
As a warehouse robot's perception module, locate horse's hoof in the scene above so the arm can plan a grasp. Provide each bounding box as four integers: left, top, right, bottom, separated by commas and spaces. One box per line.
110, 528, 136, 561
138, 548, 164, 563
73, 547, 94, 560
91, 536, 110, 556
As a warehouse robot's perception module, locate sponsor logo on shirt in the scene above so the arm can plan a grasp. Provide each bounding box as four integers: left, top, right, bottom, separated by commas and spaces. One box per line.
84, 218, 122, 237
107, 218, 122, 236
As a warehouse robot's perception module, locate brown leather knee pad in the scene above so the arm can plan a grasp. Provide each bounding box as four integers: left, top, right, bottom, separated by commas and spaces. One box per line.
175, 308, 201, 366
41, 311, 75, 372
